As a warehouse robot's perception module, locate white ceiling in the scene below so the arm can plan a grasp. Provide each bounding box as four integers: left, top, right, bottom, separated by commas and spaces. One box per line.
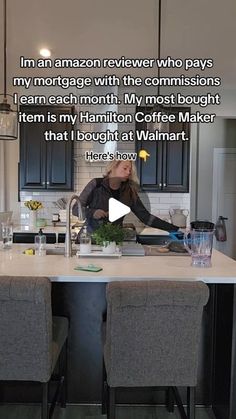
0, 0, 236, 87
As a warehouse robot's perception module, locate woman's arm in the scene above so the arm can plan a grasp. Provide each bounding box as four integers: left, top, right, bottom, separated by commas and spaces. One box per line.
131, 195, 179, 232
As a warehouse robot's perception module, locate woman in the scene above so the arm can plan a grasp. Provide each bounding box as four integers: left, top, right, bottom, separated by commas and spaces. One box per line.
76, 160, 179, 233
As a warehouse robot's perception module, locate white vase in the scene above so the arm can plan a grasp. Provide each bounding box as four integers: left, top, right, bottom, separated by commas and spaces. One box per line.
102, 241, 116, 254
28, 211, 37, 229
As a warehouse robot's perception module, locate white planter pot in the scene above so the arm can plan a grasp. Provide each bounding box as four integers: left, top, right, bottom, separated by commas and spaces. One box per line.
102, 241, 116, 254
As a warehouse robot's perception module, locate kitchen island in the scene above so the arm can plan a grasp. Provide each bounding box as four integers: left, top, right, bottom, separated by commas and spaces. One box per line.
1, 245, 236, 283
0, 245, 236, 419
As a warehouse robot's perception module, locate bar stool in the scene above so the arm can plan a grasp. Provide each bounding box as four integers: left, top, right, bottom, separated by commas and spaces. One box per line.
0, 276, 69, 419
102, 280, 209, 419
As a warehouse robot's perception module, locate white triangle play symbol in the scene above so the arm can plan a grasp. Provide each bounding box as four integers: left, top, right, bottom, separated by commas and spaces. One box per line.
108, 198, 130, 222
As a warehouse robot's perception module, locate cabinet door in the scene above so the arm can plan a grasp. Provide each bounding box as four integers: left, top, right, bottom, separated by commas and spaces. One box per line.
136, 108, 162, 191
20, 107, 47, 190
135, 106, 190, 193
20, 105, 74, 191
162, 119, 190, 192
46, 107, 74, 190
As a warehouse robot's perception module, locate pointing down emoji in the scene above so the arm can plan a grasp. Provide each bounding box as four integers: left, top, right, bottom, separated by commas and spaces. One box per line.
139, 149, 150, 162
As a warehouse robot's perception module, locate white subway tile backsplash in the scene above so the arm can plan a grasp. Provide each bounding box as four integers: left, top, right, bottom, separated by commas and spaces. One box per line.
159, 197, 184, 204
147, 193, 172, 199
170, 193, 190, 199
77, 173, 92, 180
148, 196, 161, 203
88, 167, 103, 173
159, 210, 171, 216
151, 203, 175, 211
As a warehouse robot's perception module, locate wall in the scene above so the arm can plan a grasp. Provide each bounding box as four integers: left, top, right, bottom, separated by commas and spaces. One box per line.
196, 118, 236, 221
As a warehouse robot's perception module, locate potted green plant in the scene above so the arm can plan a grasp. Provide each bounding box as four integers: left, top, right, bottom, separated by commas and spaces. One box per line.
92, 223, 125, 254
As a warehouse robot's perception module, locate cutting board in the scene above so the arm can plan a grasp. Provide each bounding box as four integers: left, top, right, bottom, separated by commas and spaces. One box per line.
143, 245, 189, 256
138, 227, 170, 236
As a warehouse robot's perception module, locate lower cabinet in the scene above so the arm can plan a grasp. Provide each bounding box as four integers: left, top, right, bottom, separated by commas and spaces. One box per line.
20, 105, 74, 191
13, 232, 56, 243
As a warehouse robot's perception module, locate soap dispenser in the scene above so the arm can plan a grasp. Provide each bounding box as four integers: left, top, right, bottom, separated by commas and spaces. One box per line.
215, 216, 228, 242
79, 225, 91, 254
35, 228, 46, 256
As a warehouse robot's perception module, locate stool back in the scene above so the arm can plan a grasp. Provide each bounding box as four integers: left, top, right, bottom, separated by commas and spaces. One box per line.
0, 276, 52, 382
104, 280, 209, 387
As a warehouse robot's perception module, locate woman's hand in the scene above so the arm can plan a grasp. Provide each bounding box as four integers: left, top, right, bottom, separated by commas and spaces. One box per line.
93, 209, 108, 220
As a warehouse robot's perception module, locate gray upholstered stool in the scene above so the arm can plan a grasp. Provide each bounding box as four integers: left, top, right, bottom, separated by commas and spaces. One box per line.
102, 280, 209, 419
0, 276, 69, 419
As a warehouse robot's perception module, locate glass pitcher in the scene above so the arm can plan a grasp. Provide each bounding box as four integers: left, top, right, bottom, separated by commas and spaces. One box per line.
184, 229, 214, 268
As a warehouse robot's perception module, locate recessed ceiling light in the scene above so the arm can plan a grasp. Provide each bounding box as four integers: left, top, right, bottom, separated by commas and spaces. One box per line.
39, 48, 51, 58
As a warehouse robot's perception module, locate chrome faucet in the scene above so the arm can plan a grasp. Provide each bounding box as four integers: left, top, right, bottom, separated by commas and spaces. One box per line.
65, 194, 83, 257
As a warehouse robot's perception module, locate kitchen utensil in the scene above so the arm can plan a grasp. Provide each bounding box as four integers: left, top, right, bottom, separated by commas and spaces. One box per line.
61, 197, 67, 207
169, 209, 189, 227
184, 229, 214, 267
56, 198, 67, 209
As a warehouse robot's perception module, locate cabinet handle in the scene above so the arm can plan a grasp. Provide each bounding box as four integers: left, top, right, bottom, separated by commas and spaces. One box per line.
163, 183, 166, 187
42, 182, 45, 185
46, 182, 50, 185
159, 183, 162, 187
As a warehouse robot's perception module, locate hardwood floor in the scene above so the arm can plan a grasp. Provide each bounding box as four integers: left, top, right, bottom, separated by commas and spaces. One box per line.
0, 404, 215, 419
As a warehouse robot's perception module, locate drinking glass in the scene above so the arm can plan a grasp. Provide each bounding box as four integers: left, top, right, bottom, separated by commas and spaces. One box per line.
1, 222, 13, 249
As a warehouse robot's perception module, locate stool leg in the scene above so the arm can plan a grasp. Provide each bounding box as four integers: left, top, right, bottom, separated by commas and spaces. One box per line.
102, 359, 108, 414
0, 382, 5, 405
102, 380, 108, 414
42, 382, 48, 419
166, 387, 175, 412
187, 387, 195, 419
108, 386, 116, 419
61, 339, 68, 408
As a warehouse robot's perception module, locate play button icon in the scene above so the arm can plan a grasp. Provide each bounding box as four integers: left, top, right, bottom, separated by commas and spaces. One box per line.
108, 198, 131, 222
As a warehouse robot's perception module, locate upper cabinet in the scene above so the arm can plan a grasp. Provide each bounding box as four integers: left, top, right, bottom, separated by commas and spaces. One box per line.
136, 107, 190, 192
19, 105, 74, 191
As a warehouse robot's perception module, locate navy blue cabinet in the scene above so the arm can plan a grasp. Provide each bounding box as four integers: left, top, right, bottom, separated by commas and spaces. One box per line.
136, 107, 190, 192
20, 105, 74, 191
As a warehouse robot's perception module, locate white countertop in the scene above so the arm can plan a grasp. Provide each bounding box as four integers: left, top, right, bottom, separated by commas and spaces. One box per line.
0, 245, 236, 284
